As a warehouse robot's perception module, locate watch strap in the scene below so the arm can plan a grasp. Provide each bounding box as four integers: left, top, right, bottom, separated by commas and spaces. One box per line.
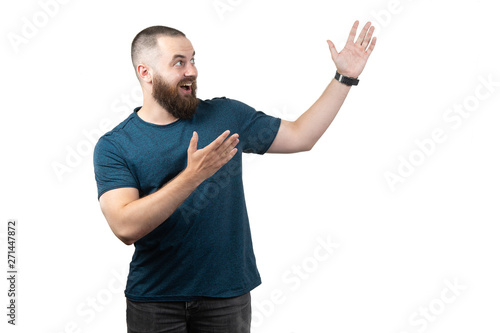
334, 71, 359, 86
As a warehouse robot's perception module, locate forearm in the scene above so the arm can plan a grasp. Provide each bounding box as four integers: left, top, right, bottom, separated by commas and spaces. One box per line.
102, 130, 239, 245
117, 170, 201, 244
294, 78, 351, 150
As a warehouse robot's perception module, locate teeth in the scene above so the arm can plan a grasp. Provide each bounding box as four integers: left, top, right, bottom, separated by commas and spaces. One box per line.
182, 82, 192, 86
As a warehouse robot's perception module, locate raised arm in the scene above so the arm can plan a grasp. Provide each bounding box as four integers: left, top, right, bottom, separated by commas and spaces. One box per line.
99, 130, 239, 245
267, 21, 377, 153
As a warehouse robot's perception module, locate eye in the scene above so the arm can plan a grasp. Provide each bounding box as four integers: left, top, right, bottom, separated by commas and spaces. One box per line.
174, 60, 183, 66
190, 58, 195, 65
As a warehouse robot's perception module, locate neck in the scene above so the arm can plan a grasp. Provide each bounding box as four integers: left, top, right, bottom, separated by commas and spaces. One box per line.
137, 97, 178, 125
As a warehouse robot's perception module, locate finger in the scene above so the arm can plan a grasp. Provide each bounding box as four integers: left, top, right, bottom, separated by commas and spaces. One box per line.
355, 21, 371, 45
222, 148, 238, 164
187, 131, 198, 154
356, 22, 371, 45
347, 20, 359, 43
205, 130, 231, 151
327, 40, 338, 60
362, 26, 375, 49
216, 134, 239, 156
366, 36, 377, 56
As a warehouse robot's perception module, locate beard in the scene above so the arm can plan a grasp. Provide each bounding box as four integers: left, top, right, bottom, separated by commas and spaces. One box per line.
152, 74, 199, 120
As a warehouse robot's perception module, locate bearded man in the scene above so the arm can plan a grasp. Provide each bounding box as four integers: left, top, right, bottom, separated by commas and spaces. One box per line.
93, 23, 376, 333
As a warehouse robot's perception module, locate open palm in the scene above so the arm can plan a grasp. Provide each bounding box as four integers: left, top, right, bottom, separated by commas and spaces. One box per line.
327, 21, 377, 78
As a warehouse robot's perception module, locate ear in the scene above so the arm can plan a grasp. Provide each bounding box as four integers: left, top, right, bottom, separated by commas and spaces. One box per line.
137, 64, 153, 84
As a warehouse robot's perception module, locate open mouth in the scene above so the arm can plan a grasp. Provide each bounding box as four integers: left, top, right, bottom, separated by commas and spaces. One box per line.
180, 82, 193, 93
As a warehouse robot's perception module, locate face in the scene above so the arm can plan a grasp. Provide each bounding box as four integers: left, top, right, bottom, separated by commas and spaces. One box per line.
151, 36, 199, 119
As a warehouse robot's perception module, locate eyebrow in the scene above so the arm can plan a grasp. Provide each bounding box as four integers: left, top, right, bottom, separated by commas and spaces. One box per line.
171, 51, 195, 62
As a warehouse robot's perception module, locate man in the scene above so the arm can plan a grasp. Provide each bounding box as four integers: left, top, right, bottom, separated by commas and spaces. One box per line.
94, 21, 376, 333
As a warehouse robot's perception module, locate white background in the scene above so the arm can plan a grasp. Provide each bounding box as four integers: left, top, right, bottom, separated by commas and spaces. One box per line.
1, 0, 499, 332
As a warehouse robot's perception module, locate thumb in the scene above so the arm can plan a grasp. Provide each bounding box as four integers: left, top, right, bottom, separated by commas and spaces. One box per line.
187, 131, 198, 155
327, 40, 338, 61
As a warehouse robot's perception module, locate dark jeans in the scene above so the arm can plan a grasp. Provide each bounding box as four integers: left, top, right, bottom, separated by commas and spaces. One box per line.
126, 292, 251, 333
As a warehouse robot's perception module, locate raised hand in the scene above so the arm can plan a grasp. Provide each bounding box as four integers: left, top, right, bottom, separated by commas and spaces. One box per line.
185, 130, 239, 183
327, 21, 377, 78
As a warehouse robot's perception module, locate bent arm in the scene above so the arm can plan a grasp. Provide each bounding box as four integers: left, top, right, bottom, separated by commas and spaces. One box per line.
99, 130, 239, 245
99, 169, 202, 245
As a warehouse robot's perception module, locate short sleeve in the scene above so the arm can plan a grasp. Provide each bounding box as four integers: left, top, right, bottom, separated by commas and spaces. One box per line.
232, 100, 281, 154
93, 136, 139, 200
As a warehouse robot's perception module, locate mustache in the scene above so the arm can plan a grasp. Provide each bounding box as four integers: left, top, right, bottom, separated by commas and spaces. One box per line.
178, 77, 197, 87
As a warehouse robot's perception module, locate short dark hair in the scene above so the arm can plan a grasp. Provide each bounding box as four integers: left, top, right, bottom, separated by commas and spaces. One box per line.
131, 26, 186, 77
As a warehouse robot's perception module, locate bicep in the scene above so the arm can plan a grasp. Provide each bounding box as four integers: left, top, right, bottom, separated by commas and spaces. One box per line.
99, 187, 139, 230
267, 120, 308, 153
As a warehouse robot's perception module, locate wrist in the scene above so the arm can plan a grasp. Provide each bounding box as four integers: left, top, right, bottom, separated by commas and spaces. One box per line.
334, 70, 359, 86
178, 167, 204, 188
336, 70, 358, 78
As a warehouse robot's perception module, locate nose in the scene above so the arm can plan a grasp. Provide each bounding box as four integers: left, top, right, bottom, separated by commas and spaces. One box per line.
185, 62, 197, 78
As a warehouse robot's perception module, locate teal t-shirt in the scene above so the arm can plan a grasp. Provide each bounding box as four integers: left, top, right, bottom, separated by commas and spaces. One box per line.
93, 97, 281, 301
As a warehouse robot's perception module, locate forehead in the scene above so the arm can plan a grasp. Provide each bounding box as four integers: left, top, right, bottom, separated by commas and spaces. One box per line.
156, 36, 194, 59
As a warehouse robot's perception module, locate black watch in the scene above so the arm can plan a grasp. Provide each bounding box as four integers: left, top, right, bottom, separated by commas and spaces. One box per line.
334, 71, 359, 86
